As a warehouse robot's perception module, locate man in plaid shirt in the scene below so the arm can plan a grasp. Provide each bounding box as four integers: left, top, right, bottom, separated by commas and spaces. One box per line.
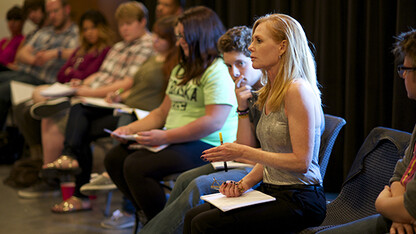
0, 0, 78, 131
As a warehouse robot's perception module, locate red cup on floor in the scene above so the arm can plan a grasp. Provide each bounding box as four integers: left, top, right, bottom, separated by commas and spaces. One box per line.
60, 182, 75, 200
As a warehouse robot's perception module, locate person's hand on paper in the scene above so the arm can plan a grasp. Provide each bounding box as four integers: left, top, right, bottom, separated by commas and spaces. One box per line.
112, 126, 136, 144
136, 129, 167, 146
105, 91, 122, 104
219, 180, 247, 197
235, 76, 253, 111
201, 142, 245, 162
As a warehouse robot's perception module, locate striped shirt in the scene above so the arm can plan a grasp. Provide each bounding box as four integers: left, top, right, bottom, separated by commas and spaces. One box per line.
19, 24, 79, 83
89, 32, 154, 89
401, 142, 416, 186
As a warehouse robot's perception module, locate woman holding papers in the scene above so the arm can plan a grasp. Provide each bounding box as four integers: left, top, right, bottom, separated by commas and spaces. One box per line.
104, 6, 238, 232
184, 14, 326, 233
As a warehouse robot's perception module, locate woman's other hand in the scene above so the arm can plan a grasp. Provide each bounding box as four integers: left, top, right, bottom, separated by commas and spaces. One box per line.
219, 180, 247, 197
136, 129, 167, 146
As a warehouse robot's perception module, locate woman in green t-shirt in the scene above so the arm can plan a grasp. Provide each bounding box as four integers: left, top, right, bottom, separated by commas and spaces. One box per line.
104, 6, 238, 232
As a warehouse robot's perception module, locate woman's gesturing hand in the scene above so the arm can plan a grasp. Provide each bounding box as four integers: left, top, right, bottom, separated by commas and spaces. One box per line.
201, 142, 245, 162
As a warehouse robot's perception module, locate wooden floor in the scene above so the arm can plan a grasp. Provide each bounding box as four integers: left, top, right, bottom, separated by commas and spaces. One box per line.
0, 164, 132, 234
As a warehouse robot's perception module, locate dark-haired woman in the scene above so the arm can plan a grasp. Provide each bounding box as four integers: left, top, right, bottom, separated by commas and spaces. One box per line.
104, 5, 238, 230
32, 9, 115, 103
0, 6, 25, 71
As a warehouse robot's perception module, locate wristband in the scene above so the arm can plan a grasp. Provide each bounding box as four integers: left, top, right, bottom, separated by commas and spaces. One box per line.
237, 108, 249, 115
236, 179, 245, 193
238, 113, 249, 119
57, 49, 62, 59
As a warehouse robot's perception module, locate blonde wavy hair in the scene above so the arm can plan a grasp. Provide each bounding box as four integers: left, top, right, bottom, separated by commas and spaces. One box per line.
253, 14, 321, 112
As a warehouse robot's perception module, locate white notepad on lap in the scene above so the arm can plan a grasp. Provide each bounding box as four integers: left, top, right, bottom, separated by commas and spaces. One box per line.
201, 189, 276, 212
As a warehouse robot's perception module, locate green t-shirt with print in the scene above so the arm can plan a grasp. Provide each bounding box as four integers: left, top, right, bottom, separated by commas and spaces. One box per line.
165, 58, 238, 146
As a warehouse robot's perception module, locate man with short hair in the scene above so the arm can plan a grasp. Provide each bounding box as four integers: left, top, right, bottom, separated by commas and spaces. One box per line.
318, 28, 416, 234
155, 0, 184, 19
0, 0, 78, 131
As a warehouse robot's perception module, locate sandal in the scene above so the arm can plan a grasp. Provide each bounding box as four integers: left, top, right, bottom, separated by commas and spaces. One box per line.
51, 196, 92, 213
41, 155, 81, 178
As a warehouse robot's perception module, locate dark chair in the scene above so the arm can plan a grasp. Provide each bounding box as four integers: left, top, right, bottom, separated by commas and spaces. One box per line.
319, 114, 346, 179
161, 114, 346, 191
300, 127, 411, 234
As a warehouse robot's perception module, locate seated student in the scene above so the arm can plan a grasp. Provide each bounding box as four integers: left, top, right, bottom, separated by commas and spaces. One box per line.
155, 0, 184, 19
22, 0, 49, 43
104, 6, 238, 232
0, 6, 25, 71
16, 2, 153, 199
43, 15, 178, 213
184, 13, 325, 233
318, 29, 416, 234
139, 25, 263, 234
13, 9, 114, 165
0, 0, 79, 133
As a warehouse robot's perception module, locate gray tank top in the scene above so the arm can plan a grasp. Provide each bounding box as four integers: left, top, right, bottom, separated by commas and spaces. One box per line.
256, 107, 323, 186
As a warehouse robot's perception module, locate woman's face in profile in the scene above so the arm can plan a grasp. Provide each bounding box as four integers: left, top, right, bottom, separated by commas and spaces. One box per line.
175, 23, 189, 57
248, 22, 281, 71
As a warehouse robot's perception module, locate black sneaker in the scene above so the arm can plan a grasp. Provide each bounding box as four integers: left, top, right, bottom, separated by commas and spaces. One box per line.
30, 97, 71, 119
17, 180, 60, 199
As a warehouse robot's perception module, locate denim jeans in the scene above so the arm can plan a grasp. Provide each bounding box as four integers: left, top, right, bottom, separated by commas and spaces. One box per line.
139, 164, 253, 234
317, 214, 391, 234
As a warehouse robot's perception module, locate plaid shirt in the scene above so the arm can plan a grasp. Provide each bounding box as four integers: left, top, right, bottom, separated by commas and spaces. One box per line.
89, 32, 154, 89
19, 24, 79, 83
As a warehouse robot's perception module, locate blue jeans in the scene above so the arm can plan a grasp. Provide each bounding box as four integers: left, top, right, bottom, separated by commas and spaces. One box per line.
317, 214, 391, 234
139, 164, 253, 234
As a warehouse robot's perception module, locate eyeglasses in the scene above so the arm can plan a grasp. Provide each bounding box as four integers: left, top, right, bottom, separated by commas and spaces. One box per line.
397, 65, 416, 78
210, 177, 224, 190
175, 33, 184, 40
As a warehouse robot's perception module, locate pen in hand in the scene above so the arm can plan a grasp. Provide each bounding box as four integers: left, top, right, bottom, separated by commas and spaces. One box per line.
219, 132, 228, 172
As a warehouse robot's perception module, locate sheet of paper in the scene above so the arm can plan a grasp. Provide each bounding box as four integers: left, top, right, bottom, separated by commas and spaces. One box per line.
201, 189, 276, 212
134, 109, 150, 120
211, 161, 254, 170
103, 128, 138, 141
82, 97, 128, 109
10, 80, 36, 105
40, 82, 76, 97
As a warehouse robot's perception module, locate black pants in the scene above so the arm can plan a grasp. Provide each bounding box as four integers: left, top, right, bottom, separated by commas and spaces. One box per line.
104, 140, 212, 220
0, 71, 45, 130
184, 183, 327, 234
62, 104, 119, 197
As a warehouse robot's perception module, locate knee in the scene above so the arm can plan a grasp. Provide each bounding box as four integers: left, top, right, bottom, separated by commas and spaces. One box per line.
104, 146, 123, 171
123, 155, 144, 179
175, 171, 195, 191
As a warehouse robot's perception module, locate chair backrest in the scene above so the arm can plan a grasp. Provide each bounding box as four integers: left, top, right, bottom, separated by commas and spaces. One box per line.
301, 127, 411, 234
319, 114, 346, 179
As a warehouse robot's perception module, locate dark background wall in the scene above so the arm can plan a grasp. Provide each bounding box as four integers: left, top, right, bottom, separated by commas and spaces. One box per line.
71, 0, 416, 192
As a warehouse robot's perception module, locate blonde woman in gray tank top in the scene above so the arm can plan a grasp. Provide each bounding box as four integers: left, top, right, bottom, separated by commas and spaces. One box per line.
184, 13, 327, 233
